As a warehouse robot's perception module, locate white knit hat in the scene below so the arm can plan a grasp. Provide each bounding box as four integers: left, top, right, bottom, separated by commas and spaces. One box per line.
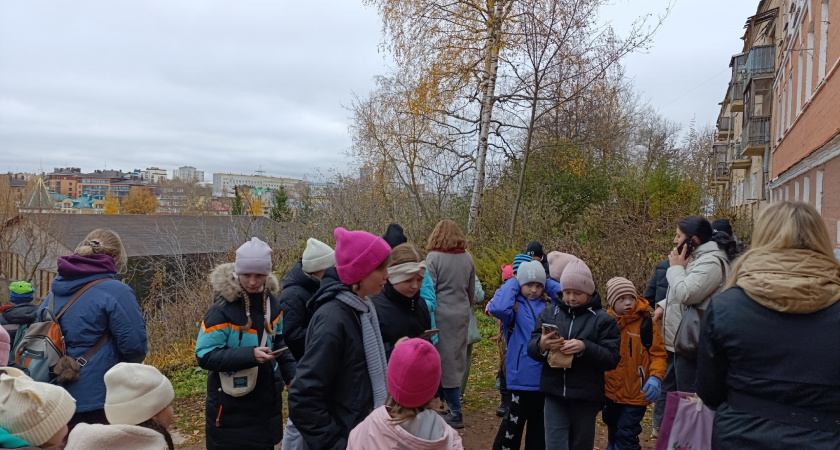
104, 363, 174, 426
235, 237, 273, 276
301, 238, 336, 273
65, 423, 167, 450
0, 369, 76, 446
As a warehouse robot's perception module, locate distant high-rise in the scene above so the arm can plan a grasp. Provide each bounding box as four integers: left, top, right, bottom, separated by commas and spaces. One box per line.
173, 166, 205, 182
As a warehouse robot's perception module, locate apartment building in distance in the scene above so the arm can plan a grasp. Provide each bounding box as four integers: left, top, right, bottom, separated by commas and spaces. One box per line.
212, 173, 301, 197
173, 166, 205, 182
713, 1, 779, 225
142, 167, 168, 184
769, 0, 840, 242
46, 168, 157, 201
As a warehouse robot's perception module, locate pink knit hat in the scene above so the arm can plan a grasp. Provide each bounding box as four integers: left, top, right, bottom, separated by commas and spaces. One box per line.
387, 338, 441, 408
606, 277, 637, 310
0, 326, 9, 365
560, 259, 595, 295
333, 227, 392, 285
547, 252, 578, 281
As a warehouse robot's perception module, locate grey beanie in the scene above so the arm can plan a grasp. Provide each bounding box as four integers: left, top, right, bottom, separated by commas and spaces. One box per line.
302, 238, 336, 273
235, 237, 273, 276
517, 260, 546, 287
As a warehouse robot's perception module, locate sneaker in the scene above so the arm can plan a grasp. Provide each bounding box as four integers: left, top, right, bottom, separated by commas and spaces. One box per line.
443, 411, 464, 429
651, 427, 659, 438
495, 403, 508, 418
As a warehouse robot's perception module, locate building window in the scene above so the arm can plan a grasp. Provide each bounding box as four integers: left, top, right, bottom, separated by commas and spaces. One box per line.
797, 47, 804, 113
786, 74, 793, 129
804, 175, 810, 203
807, 27, 814, 99
785, 185, 790, 201
819, 0, 829, 80
816, 169, 824, 214
795, 180, 800, 201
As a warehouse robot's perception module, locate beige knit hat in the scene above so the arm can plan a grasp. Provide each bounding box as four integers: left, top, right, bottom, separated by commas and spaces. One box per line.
606, 277, 637, 310
547, 252, 578, 281
301, 238, 336, 273
104, 363, 174, 425
235, 237, 273, 276
559, 259, 595, 295
0, 369, 76, 446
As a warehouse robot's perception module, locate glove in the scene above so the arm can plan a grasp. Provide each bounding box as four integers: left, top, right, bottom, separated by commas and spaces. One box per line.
642, 376, 661, 403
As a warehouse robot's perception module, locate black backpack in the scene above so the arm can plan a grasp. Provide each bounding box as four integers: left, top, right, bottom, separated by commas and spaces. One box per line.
639, 314, 653, 352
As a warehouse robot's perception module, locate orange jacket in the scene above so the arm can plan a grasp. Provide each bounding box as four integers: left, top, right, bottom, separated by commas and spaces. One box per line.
604, 296, 667, 405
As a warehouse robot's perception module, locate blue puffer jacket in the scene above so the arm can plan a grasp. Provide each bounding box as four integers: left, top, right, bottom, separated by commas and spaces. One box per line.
38, 255, 147, 413
488, 277, 561, 391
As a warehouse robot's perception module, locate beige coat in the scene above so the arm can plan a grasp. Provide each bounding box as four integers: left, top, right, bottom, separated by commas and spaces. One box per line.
658, 241, 729, 351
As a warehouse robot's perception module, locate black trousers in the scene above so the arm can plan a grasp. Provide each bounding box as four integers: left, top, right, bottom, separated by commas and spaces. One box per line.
493, 390, 545, 450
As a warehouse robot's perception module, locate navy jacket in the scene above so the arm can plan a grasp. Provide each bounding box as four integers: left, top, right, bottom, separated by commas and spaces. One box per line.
278, 260, 320, 361
643, 259, 670, 305
39, 273, 147, 412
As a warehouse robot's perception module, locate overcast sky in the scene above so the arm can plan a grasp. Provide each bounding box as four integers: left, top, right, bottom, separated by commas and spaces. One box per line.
0, 0, 758, 181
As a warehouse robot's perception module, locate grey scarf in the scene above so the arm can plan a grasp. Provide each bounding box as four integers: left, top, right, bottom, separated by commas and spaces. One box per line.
336, 291, 388, 407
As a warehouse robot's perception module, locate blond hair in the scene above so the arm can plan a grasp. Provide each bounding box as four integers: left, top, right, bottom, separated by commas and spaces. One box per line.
426, 219, 467, 251
75, 228, 127, 273
389, 243, 423, 267
385, 394, 439, 425
726, 201, 840, 288
236, 282, 277, 337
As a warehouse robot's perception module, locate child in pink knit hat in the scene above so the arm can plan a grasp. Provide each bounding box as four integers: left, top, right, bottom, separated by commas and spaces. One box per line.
288, 227, 392, 449
347, 338, 463, 449
527, 258, 621, 450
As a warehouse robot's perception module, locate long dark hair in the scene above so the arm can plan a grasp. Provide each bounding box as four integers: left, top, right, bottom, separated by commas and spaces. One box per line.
137, 418, 174, 450
678, 216, 737, 261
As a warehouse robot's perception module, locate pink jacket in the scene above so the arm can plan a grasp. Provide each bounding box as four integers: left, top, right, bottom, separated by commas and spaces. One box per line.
347, 406, 464, 450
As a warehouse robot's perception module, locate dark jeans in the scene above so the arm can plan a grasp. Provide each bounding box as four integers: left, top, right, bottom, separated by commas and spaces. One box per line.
442, 387, 462, 413
492, 390, 545, 450
602, 399, 648, 450
674, 352, 697, 393
544, 395, 600, 450
652, 350, 676, 429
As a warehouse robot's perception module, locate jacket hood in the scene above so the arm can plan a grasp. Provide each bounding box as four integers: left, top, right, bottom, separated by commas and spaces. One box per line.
209, 263, 280, 302
282, 260, 319, 291
358, 406, 458, 449
559, 290, 604, 315
64, 423, 166, 450
735, 248, 840, 313
307, 267, 352, 311
691, 241, 727, 263
1, 303, 38, 324
57, 253, 116, 278
608, 296, 651, 325
51, 273, 116, 297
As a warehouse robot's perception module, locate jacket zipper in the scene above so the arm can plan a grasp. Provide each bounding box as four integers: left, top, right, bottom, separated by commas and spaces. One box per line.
215, 405, 223, 427
564, 311, 576, 397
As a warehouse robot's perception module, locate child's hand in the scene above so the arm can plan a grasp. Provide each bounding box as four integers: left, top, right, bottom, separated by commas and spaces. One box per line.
484, 298, 494, 317
642, 376, 662, 402
559, 339, 584, 355
254, 347, 277, 364
653, 306, 664, 324
539, 330, 564, 352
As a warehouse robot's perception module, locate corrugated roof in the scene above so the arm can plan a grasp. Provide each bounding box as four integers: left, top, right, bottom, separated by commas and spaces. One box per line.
19, 214, 294, 257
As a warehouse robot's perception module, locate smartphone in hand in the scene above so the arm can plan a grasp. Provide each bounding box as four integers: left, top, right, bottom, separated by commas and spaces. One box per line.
542, 323, 558, 334
419, 329, 439, 340
270, 347, 288, 356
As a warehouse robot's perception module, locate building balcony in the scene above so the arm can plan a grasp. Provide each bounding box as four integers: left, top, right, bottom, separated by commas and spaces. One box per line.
713, 162, 730, 184
744, 45, 775, 87
729, 82, 744, 112
717, 117, 732, 138
742, 116, 771, 157
729, 143, 751, 170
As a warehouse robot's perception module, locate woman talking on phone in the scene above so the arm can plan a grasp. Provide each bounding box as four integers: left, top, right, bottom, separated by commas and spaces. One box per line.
195, 237, 296, 450
652, 216, 735, 393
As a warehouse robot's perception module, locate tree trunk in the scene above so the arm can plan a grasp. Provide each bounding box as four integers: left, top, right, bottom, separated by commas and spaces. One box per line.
467, 0, 506, 234
509, 90, 540, 236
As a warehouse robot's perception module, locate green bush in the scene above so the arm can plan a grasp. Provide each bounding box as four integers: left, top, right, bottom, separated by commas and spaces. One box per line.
473, 246, 520, 299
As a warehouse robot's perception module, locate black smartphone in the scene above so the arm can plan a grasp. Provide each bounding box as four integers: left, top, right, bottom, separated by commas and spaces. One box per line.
542, 323, 558, 334
677, 237, 697, 257
270, 347, 288, 356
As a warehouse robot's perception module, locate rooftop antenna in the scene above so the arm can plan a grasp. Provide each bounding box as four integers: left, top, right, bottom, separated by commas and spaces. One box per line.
255, 165, 266, 176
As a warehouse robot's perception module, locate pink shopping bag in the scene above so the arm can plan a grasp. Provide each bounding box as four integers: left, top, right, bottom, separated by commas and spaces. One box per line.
654, 391, 714, 450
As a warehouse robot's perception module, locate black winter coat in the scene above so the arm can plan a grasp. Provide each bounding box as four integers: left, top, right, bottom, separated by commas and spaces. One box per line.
197, 265, 295, 450
288, 268, 374, 450
697, 287, 840, 448
643, 259, 670, 305
370, 282, 431, 359
278, 260, 320, 361
527, 292, 620, 402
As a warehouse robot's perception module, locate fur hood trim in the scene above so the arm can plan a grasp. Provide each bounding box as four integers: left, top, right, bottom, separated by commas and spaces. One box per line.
210, 262, 281, 302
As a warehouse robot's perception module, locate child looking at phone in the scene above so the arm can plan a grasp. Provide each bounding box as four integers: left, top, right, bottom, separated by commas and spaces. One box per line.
488, 260, 562, 450
603, 277, 667, 450
527, 259, 620, 450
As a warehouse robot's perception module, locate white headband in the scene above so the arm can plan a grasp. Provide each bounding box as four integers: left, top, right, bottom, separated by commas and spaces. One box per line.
388, 261, 427, 284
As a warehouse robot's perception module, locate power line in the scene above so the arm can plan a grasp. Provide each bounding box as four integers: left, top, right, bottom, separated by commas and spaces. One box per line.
660, 67, 730, 108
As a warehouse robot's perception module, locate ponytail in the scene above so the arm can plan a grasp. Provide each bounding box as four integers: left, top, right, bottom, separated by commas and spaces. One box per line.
137, 418, 174, 450
710, 231, 739, 262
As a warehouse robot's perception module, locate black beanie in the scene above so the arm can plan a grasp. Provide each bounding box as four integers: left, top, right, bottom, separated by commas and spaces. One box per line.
382, 223, 408, 249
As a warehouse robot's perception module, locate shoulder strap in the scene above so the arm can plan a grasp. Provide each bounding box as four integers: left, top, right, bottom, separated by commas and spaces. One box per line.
77, 332, 109, 366
56, 278, 110, 320
640, 315, 653, 351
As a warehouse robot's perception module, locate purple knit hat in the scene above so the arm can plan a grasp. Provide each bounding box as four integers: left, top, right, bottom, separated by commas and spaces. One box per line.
333, 227, 392, 285
560, 258, 595, 295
